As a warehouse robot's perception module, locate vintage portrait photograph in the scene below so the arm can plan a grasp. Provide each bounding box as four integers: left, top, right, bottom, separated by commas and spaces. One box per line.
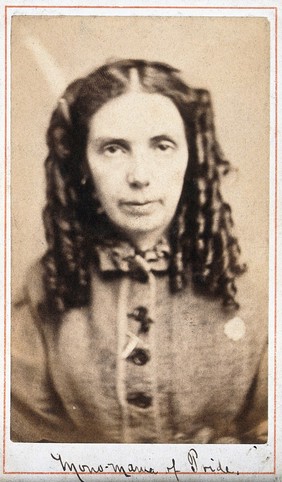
2, 3, 280, 481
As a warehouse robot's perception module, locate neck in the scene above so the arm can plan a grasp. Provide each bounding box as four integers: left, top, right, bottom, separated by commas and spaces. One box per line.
125, 229, 168, 252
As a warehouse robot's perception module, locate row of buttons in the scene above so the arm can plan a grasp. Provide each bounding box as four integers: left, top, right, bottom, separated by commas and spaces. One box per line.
126, 306, 153, 408
126, 305, 152, 367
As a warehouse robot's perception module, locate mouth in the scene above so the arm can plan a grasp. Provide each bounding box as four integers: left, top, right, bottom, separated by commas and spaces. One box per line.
119, 199, 161, 215
122, 200, 157, 206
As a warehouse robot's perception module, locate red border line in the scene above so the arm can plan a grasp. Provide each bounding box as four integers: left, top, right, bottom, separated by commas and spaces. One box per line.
273, 4, 278, 476
3, 4, 8, 476
3, 4, 277, 8
3, 4, 278, 477
3, 471, 277, 476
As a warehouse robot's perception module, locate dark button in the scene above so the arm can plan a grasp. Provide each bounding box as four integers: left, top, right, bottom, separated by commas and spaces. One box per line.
127, 306, 153, 333
127, 348, 150, 366
128, 306, 148, 321
127, 392, 152, 409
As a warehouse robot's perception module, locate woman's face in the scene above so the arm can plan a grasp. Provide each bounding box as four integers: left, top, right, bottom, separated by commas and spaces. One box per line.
86, 91, 188, 249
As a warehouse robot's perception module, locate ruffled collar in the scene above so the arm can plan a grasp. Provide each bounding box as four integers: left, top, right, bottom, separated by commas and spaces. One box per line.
94, 237, 171, 281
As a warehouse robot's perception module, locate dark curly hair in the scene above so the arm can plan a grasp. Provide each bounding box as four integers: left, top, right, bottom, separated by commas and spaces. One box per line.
41, 58, 246, 315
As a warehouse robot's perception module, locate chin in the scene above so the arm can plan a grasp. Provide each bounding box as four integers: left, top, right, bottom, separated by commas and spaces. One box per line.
122, 221, 168, 237
126, 216, 161, 228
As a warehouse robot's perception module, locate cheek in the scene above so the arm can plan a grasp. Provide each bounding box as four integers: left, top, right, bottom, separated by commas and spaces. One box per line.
89, 164, 119, 199
164, 158, 188, 206
160, 155, 187, 182
172, 165, 187, 181
168, 158, 188, 187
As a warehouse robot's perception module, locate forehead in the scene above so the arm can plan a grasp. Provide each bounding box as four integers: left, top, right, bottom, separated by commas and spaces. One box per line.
87, 92, 186, 140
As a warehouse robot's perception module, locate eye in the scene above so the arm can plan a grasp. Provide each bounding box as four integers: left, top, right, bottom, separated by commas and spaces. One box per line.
103, 144, 126, 156
158, 142, 171, 151
155, 140, 176, 153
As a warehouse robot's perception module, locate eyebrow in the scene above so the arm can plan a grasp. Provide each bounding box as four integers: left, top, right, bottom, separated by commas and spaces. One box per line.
90, 134, 178, 150
91, 137, 130, 151
150, 135, 177, 146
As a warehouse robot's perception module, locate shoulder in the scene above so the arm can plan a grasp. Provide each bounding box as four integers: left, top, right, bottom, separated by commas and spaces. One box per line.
12, 259, 46, 332
235, 261, 268, 331
13, 259, 45, 306
12, 260, 47, 356
172, 264, 268, 352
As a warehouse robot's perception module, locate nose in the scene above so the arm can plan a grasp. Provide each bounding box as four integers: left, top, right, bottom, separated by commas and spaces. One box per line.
126, 150, 150, 188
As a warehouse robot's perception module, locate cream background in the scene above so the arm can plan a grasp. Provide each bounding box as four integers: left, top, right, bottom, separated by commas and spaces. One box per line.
11, 16, 270, 295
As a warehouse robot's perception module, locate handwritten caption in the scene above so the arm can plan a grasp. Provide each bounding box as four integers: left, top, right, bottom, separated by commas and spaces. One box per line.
51, 447, 245, 481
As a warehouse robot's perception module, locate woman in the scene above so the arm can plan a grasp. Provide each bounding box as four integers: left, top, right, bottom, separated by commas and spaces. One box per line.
11, 59, 267, 444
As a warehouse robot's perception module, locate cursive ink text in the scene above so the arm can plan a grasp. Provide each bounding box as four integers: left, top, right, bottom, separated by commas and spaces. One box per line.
51, 453, 158, 482
187, 448, 239, 476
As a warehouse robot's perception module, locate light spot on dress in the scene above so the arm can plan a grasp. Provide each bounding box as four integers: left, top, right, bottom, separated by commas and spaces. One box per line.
224, 317, 246, 341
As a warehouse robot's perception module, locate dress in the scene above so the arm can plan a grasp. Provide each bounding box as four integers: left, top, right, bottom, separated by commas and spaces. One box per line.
11, 243, 267, 444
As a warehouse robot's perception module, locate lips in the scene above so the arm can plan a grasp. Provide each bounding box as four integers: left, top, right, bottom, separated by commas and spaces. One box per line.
123, 200, 156, 206
119, 199, 160, 215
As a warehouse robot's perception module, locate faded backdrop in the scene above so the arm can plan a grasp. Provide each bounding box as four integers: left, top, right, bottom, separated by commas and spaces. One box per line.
11, 15, 270, 296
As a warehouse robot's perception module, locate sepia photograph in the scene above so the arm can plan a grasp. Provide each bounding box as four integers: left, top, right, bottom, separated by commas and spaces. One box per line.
2, 4, 279, 480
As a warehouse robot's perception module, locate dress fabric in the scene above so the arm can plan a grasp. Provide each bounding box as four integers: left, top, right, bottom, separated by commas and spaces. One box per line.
11, 250, 268, 444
